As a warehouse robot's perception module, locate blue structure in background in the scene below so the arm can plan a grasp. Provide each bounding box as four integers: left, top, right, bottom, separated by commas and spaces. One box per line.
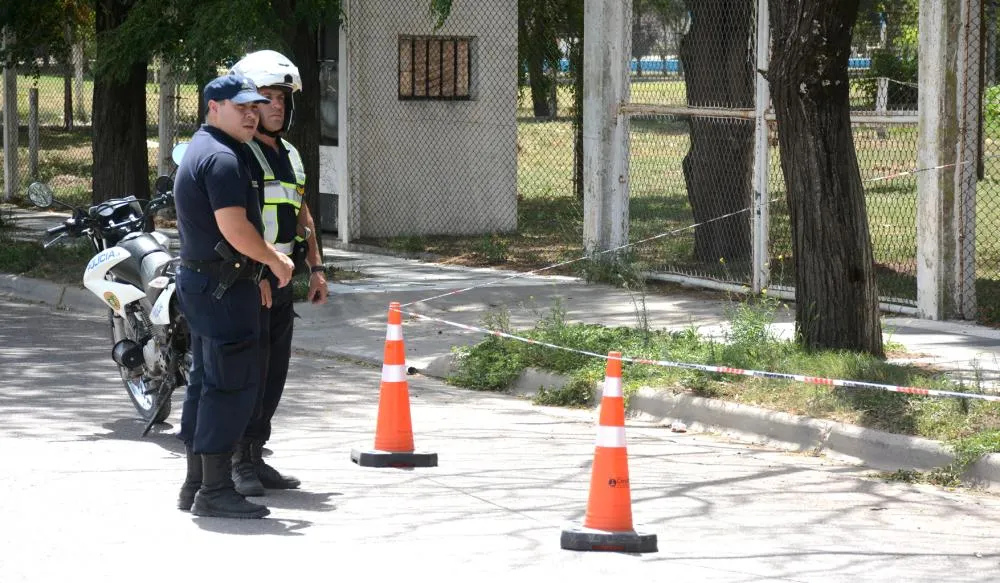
554, 57, 871, 74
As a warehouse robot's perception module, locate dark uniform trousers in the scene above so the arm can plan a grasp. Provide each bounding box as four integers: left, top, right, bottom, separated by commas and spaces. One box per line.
244, 273, 295, 444
176, 267, 262, 454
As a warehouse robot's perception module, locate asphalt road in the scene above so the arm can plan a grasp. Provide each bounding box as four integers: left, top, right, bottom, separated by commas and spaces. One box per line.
2, 297, 1000, 582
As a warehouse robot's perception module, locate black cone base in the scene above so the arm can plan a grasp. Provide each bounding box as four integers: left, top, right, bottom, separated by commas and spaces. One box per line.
351, 448, 438, 468
560, 525, 657, 553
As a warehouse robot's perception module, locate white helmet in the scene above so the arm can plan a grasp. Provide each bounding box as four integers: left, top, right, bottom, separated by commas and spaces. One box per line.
229, 49, 301, 134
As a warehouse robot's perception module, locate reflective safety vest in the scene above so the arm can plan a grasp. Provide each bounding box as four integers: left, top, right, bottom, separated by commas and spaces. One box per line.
246, 139, 306, 255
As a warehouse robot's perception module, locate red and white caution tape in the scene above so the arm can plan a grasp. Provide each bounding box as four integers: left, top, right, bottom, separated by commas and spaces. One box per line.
401, 308, 1000, 403
864, 159, 975, 184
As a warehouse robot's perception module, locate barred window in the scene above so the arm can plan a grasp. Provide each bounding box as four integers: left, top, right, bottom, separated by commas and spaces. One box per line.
398, 35, 472, 100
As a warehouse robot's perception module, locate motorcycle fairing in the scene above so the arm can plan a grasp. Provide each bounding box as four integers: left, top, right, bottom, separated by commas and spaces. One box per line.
149, 282, 176, 325
83, 247, 146, 316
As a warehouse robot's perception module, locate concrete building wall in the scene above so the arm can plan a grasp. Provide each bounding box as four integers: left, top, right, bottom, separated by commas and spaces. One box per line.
345, 0, 518, 238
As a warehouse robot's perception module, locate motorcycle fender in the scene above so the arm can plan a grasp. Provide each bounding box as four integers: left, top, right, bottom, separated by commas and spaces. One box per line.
83, 246, 146, 316
149, 282, 175, 325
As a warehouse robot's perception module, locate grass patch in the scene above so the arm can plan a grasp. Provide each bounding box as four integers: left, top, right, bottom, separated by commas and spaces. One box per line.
0, 238, 93, 284
447, 292, 1000, 484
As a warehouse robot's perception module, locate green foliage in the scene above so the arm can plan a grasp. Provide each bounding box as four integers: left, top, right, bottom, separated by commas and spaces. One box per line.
0, 239, 43, 274
0, 0, 92, 69
875, 430, 1000, 488
577, 251, 644, 289
473, 234, 508, 265
985, 86, 1000, 132
854, 0, 919, 110
448, 308, 526, 390
0, 239, 92, 284
534, 372, 596, 407
446, 288, 1000, 480
428, 0, 452, 30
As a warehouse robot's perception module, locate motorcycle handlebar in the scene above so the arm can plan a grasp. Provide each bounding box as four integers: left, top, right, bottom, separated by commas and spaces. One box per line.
146, 193, 174, 215
46, 224, 68, 235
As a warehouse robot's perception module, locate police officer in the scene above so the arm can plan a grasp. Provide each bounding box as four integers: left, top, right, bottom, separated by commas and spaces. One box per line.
227, 50, 328, 496
173, 73, 296, 519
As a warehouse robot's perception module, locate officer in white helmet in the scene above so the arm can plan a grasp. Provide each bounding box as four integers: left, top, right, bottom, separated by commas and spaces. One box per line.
228, 49, 329, 496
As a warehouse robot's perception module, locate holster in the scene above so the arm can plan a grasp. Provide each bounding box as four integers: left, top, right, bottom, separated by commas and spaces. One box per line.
210, 241, 262, 299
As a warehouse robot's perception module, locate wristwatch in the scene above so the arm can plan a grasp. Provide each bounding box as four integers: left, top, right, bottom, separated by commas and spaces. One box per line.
310, 265, 326, 275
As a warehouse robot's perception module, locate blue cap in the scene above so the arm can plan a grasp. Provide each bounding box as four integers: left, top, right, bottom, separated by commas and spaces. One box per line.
203, 74, 270, 105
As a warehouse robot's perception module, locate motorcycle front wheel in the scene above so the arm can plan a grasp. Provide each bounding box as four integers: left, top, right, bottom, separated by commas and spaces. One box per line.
108, 308, 172, 423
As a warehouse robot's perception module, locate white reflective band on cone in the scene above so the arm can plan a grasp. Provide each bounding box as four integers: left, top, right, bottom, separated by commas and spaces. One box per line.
385, 324, 403, 341
602, 376, 623, 397
595, 426, 627, 448
382, 364, 407, 383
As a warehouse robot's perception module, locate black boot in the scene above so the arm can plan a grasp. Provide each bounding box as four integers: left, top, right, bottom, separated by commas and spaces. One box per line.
191, 453, 270, 519
232, 440, 265, 497
251, 440, 300, 489
177, 446, 201, 511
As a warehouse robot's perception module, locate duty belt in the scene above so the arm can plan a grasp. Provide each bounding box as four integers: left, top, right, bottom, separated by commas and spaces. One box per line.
180, 258, 262, 282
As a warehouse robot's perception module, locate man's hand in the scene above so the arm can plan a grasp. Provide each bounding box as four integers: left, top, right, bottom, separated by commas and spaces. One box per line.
308, 270, 328, 304
259, 278, 272, 308
268, 252, 295, 288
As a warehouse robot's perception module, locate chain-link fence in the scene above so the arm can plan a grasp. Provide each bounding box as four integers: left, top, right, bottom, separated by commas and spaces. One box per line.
343, 0, 518, 241
5, 1, 1000, 324
0, 62, 200, 206
980, 1, 1000, 323
624, 1, 926, 310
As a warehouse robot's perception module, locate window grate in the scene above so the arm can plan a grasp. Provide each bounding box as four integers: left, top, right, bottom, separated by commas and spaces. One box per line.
399, 35, 472, 101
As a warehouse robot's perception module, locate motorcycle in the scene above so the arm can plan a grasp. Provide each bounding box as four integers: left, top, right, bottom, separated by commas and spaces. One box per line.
28, 145, 190, 436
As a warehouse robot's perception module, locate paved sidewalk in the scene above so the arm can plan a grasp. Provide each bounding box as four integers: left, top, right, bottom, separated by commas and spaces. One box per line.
3, 206, 1000, 489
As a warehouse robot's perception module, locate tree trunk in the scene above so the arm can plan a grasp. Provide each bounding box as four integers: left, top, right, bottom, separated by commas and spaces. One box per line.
62, 24, 72, 131
194, 63, 217, 126
679, 0, 754, 263
768, 0, 883, 357
63, 61, 73, 130
92, 0, 149, 204
283, 13, 323, 251
520, 7, 553, 118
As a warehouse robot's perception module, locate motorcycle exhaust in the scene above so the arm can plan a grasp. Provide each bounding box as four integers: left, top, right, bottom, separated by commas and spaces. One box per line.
111, 339, 145, 371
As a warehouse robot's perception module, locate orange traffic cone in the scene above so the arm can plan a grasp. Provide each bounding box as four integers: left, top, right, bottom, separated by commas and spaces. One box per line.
561, 352, 656, 552
351, 302, 438, 468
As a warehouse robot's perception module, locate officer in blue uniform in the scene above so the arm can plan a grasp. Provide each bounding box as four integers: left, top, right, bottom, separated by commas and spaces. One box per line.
173, 73, 296, 519
227, 50, 328, 496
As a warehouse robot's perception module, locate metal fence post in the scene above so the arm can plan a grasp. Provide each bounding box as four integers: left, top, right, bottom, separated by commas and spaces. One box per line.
875, 77, 889, 139
73, 41, 87, 124
752, 0, 770, 294
954, 0, 982, 319
28, 88, 39, 180
582, 0, 630, 255
2, 28, 18, 202
916, 0, 979, 320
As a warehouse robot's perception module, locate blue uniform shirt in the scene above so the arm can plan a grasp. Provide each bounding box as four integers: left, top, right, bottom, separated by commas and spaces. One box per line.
174, 125, 263, 261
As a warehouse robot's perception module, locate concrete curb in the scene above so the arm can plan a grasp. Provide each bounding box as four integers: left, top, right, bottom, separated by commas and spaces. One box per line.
416, 348, 1000, 492
3, 271, 999, 493
0, 274, 105, 314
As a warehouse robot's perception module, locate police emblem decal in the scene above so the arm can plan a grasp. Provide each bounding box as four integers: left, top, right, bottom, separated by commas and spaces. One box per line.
104, 292, 121, 311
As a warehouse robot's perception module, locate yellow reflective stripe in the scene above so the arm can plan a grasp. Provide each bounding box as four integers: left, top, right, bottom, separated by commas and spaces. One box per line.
246, 141, 275, 180
261, 182, 302, 207
282, 139, 307, 186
